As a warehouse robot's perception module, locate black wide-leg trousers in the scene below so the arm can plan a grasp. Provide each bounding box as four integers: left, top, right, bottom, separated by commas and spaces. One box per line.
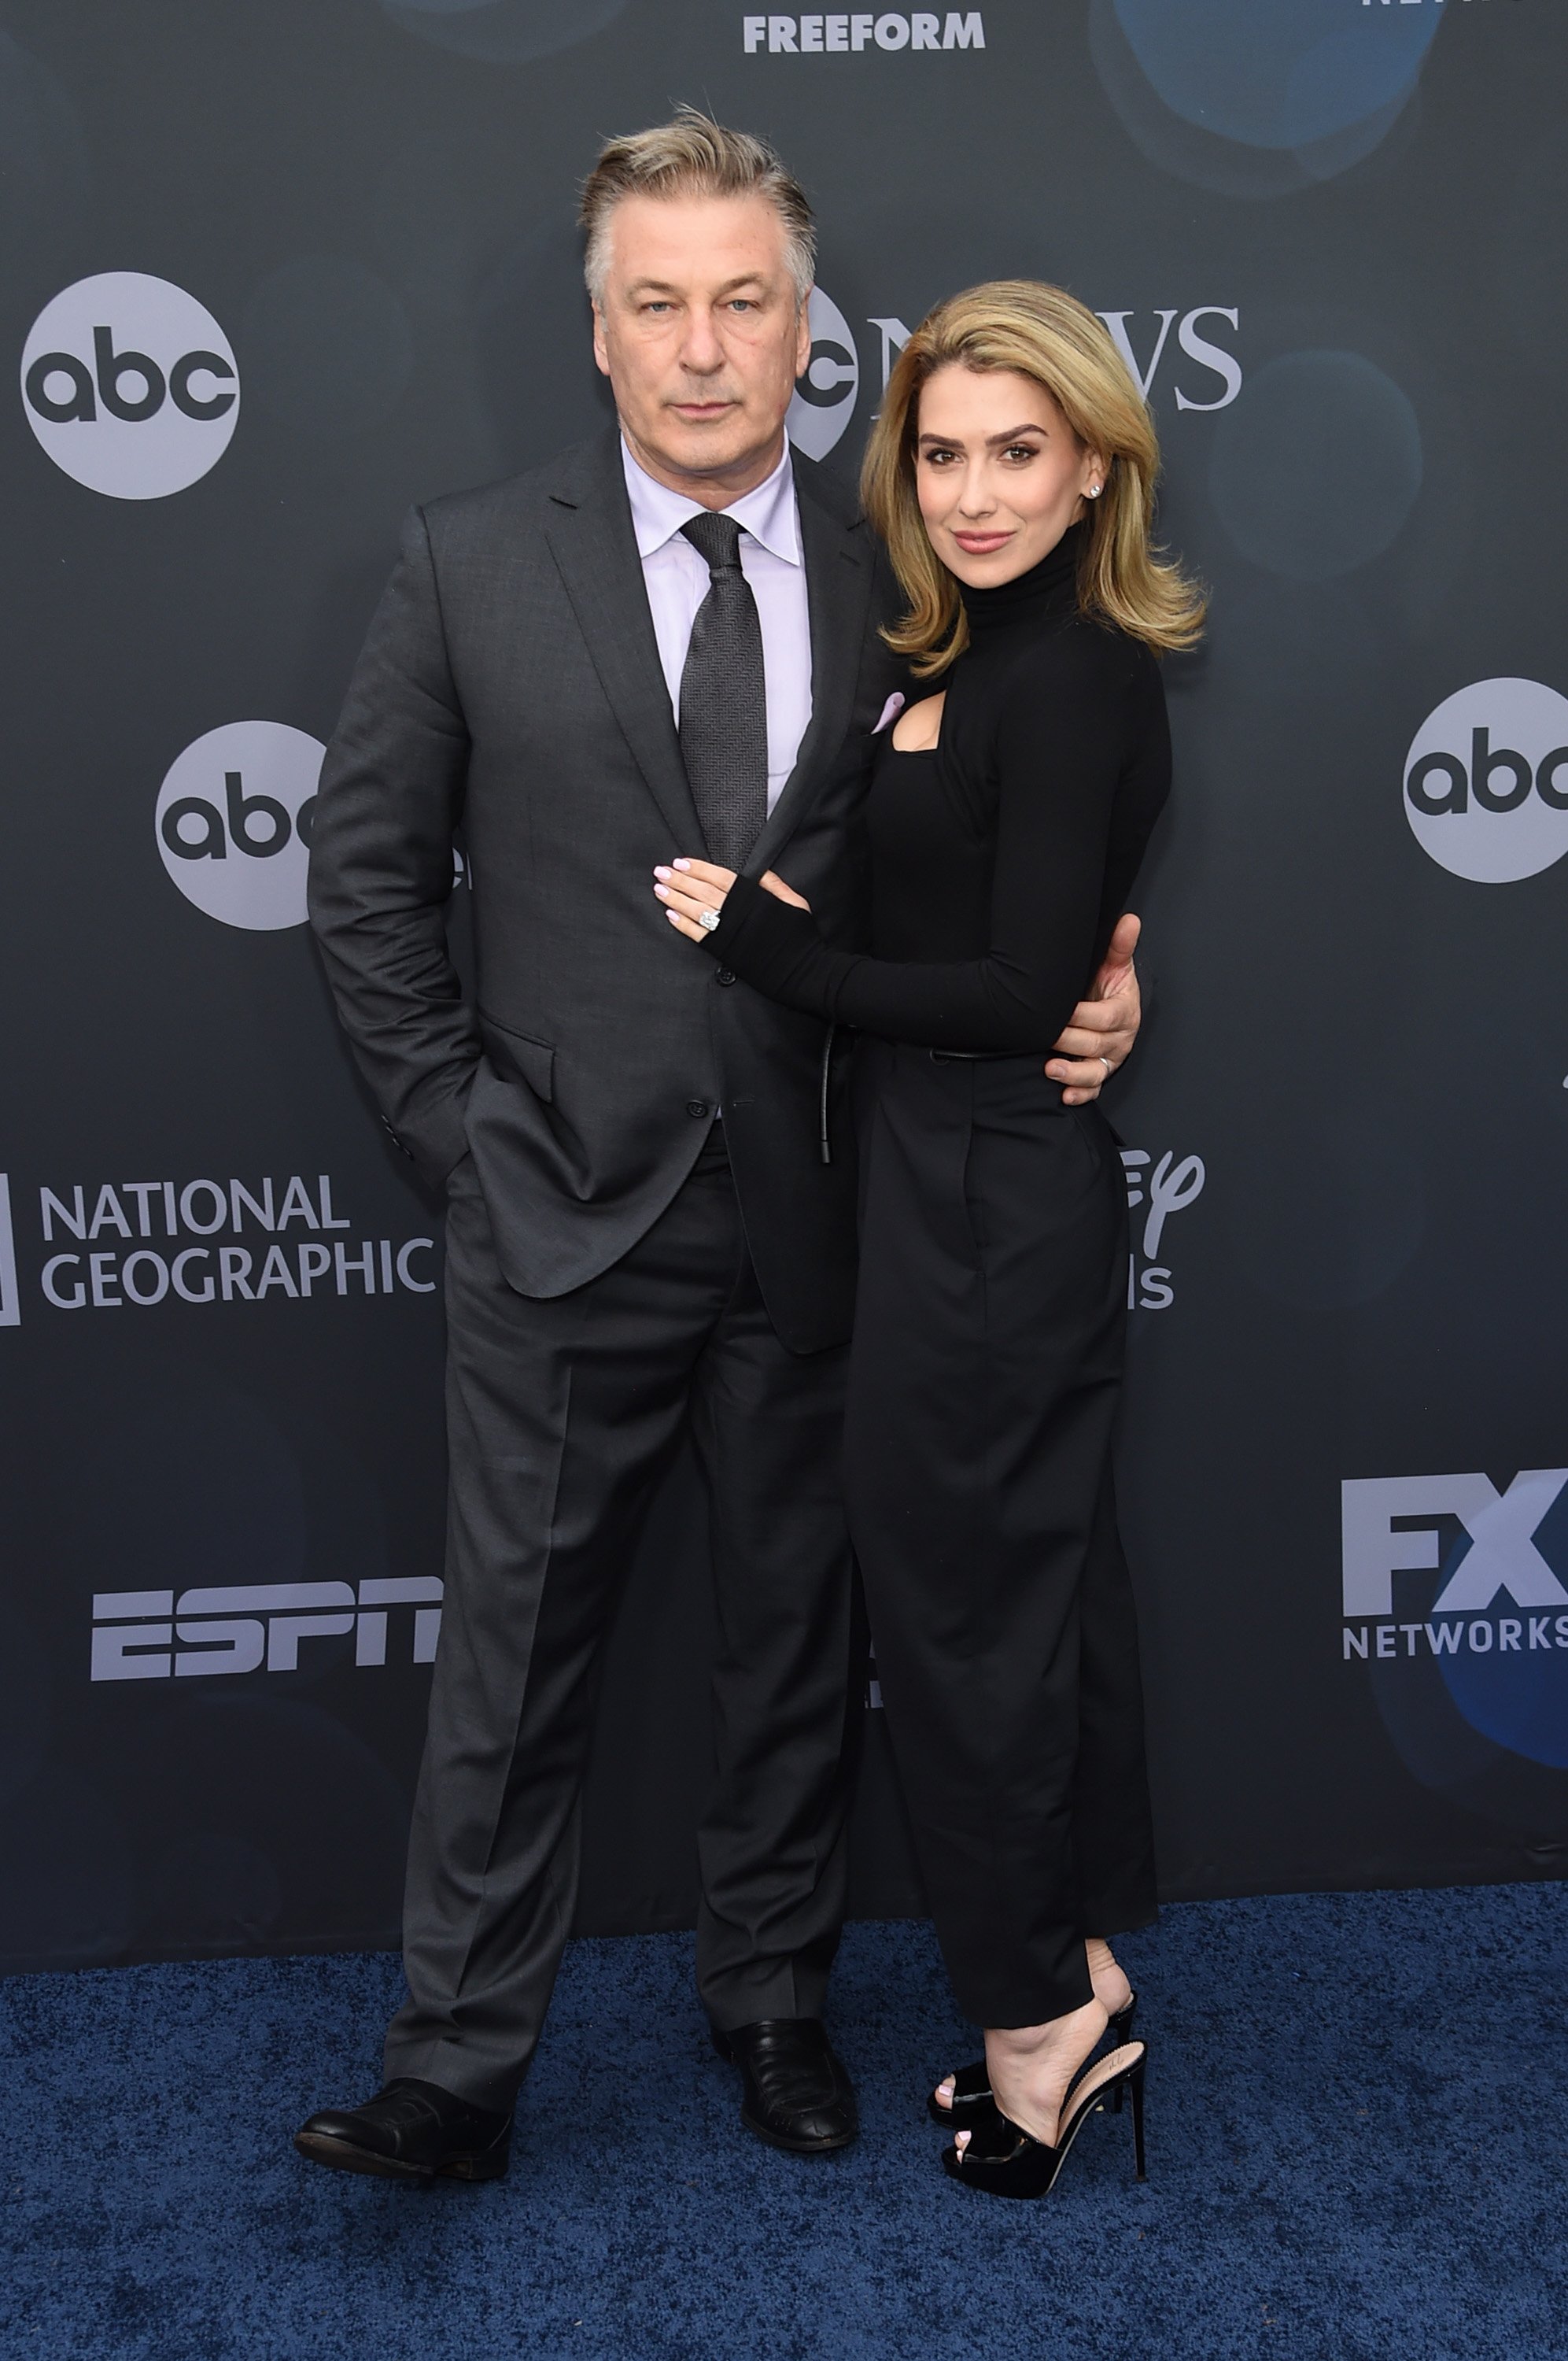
384, 1129, 858, 2112
845, 1046, 1157, 2032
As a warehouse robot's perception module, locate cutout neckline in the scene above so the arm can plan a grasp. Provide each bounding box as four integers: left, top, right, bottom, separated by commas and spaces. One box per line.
891, 691, 946, 755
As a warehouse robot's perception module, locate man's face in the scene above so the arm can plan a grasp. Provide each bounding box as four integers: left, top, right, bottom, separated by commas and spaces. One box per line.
592, 191, 812, 503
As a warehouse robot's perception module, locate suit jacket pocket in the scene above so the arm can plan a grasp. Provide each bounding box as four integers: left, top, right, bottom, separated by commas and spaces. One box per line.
478, 1010, 555, 1103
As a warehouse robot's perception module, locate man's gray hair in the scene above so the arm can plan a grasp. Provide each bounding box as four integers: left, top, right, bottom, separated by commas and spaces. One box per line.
580, 107, 816, 307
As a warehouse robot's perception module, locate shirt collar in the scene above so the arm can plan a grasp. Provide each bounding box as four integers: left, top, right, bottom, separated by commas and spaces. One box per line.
620, 434, 802, 567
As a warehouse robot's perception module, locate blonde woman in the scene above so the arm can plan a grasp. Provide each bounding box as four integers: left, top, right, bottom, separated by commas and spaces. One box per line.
655, 281, 1203, 2198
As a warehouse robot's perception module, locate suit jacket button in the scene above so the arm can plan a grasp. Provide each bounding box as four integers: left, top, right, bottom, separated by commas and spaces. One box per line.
714, 968, 737, 986
686, 1099, 710, 1119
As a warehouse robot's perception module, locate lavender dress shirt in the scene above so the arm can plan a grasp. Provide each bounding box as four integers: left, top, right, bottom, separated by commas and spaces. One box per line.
621, 436, 814, 817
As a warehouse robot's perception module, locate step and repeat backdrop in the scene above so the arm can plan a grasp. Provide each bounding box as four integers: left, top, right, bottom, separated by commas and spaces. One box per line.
2, 0, 1566, 1972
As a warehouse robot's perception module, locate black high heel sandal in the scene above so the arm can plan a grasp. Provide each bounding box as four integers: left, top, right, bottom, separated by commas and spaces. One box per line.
927, 1993, 1137, 2126
941, 2042, 1146, 2200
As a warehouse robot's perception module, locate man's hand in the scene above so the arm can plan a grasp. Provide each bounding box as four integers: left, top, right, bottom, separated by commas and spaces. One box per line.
1046, 912, 1142, 1107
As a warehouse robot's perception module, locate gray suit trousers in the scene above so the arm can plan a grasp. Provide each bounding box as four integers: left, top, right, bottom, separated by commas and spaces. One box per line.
384, 1132, 858, 2110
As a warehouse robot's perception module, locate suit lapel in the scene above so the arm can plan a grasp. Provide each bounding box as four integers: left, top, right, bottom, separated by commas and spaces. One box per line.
542, 434, 871, 870
543, 437, 707, 852
745, 471, 871, 878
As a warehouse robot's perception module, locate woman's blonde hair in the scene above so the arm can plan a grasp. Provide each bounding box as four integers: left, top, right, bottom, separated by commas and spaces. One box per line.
861, 279, 1205, 674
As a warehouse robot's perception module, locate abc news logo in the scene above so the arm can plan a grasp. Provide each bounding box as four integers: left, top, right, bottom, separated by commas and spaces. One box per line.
1404, 678, 1568, 883
1341, 1470, 1568, 1660
90, 1578, 444, 1683
154, 722, 470, 933
788, 297, 1241, 462
157, 722, 323, 931
21, 272, 238, 501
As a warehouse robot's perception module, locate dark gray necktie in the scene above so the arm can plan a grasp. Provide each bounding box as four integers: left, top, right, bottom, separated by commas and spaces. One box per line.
677, 512, 768, 870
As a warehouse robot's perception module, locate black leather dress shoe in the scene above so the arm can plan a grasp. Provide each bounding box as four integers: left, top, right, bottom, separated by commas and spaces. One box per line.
293, 2078, 511, 2183
711, 2019, 858, 2154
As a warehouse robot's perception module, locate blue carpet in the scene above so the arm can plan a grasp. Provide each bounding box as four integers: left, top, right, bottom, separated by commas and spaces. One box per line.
2, 1886, 1563, 2360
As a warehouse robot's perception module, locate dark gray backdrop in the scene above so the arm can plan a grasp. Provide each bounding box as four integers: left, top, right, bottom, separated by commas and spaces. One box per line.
4, 0, 1566, 1975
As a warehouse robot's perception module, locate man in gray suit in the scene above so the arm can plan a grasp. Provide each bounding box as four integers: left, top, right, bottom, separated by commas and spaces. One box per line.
296, 113, 1142, 2183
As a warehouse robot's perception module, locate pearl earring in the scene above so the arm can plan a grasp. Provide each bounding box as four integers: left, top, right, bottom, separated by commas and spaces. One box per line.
1087, 483, 1102, 499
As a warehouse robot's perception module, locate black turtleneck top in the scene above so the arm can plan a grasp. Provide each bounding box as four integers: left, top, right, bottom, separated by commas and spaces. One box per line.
705, 521, 1171, 1052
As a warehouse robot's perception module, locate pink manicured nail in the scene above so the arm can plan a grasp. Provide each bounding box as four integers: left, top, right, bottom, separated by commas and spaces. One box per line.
673, 859, 692, 871
654, 866, 672, 880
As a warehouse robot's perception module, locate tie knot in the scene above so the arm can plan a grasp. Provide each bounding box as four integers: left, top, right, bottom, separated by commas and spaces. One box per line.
681, 511, 745, 574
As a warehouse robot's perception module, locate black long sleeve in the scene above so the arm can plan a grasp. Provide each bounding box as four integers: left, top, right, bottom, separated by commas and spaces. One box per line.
707, 564, 1170, 1053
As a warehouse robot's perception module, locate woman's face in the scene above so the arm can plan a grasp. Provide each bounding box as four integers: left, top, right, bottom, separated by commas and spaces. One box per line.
913, 364, 1103, 589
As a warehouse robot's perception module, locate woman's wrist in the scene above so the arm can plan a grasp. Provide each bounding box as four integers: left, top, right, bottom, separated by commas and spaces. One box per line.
699, 869, 764, 957
703, 872, 818, 992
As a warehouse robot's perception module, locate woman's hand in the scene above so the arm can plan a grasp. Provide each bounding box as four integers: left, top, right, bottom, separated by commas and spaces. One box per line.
654, 860, 810, 943
654, 858, 738, 943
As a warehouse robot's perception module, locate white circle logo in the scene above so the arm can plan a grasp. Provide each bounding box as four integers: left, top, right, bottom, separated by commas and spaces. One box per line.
788, 290, 860, 462
21, 272, 239, 500
156, 722, 323, 930
1404, 678, 1568, 884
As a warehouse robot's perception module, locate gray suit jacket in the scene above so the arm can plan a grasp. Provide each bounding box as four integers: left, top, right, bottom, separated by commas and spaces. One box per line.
308, 428, 904, 1353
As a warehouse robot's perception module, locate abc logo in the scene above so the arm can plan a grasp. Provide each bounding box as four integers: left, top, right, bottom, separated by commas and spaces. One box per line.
787, 289, 860, 462
1404, 678, 1568, 884
156, 722, 324, 931
21, 272, 239, 501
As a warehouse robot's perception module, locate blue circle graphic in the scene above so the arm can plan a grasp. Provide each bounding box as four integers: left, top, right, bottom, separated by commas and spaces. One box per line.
1433, 1484, 1568, 1770
1209, 350, 1422, 583
1112, 0, 1441, 150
